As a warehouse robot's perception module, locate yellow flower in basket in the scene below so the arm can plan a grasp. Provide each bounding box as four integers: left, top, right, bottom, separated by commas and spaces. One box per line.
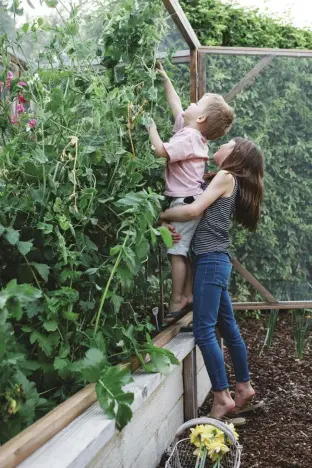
225, 422, 239, 441
208, 440, 230, 462
189, 423, 239, 466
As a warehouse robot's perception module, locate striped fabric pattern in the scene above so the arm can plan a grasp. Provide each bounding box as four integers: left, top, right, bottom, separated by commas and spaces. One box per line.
191, 177, 238, 255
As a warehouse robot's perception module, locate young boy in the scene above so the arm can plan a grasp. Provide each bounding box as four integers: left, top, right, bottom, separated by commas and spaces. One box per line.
146, 63, 234, 319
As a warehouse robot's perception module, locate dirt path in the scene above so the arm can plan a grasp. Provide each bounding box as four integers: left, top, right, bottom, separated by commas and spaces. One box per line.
199, 314, 312, 467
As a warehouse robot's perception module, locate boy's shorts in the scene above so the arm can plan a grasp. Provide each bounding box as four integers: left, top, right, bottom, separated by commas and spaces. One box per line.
166, 196, 201, 257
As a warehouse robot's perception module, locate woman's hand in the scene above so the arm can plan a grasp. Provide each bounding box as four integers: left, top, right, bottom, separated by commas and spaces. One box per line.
161, 221, 181, 244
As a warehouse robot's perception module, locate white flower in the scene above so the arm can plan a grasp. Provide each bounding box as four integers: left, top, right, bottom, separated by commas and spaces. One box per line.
117, 340, 124, 347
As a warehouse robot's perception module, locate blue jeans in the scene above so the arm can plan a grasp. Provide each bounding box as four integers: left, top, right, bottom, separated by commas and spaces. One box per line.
193, 252, 250, 391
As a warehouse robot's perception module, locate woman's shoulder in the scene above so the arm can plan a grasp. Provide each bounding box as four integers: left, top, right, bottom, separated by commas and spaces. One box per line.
215, 170, 235, 185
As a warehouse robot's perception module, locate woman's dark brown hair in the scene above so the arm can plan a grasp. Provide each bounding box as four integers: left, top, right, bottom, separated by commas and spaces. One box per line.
205, 137, 264, 231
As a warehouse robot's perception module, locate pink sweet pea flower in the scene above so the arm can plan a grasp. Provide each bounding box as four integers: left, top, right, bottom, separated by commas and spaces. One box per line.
16, 103, 25, 113
18, 93, 28, 103
5, 71, 14, 89
28, 119, 37, 128
18, 81, 28, 87
10, 115, 17, 124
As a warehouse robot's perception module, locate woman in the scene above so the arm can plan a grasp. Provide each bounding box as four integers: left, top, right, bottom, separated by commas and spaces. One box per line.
160, 137, 264, 419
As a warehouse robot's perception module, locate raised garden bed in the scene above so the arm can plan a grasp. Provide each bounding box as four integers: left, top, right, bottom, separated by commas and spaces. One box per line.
0, 314, 212, 468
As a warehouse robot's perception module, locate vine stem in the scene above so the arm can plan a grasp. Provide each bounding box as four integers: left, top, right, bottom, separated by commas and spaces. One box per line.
127, 102, 136, 157
93, 230, 130, 335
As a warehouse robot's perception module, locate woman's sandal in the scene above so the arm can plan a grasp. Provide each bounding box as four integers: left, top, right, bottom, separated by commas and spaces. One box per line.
233, 400, 265, 415
208, 414, 246, 427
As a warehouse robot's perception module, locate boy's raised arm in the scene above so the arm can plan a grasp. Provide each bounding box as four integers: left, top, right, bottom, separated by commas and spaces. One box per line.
146, 120, 168, 159
157, 62, 183, 119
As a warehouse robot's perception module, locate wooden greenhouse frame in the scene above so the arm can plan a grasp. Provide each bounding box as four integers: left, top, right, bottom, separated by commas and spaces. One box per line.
1, 1, 312, 467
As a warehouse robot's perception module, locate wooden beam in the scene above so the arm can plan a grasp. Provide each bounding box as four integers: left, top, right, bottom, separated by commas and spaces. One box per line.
231, 258, 277, 303
162, 0, 201, 50
198, 46, 312, 58
190, 49, 198, 102
0, 312, 193, 468
224, 56, 273, 103
232, 301, 312, 311
183, 348, 198, 421
156, 49, 190, 63
197, 51, 206, 98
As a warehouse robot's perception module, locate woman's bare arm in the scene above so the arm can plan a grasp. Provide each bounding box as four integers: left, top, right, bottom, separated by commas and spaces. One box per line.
160, 171, 234, 222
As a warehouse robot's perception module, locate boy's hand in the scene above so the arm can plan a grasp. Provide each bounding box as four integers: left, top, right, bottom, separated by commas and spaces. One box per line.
145, 118, 157, 132
156, 61, 169, 80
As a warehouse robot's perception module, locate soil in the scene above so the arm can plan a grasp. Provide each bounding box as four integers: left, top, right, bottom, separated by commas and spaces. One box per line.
159, 313, 312, 468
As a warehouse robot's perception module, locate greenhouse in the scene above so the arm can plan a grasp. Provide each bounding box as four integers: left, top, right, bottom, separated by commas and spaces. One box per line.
0, 0, 311, 467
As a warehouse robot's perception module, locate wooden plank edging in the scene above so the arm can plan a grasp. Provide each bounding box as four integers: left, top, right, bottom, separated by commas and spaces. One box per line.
0, 313, 193, 468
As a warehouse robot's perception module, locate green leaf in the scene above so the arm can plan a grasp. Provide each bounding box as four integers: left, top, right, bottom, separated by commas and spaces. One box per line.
17, 240, 33, 256
31, 263, 50, 282
62, 310, 79, 321
115, 403, 133, 430
111, 293, 123, 314
85, 268, 98, 275
6, 298, 23, 320
43, 320, 58, 332
54, 357, 69, 371
59, 343, 70, 359
81, 348, 107, 382
32, 148, 48, 164
5, 280, 42, 304
30, 331, 59, 356
0, 224, 5, 235
158, 226, 174, 249
45, 0, 58, 6
95, 366, 134, 429
37, 222, 53, 234
21, 23, 29, 33
4, 227, 20, 245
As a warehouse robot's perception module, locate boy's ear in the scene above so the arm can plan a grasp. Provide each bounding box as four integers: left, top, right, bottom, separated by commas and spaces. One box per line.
196, 115, 207, 124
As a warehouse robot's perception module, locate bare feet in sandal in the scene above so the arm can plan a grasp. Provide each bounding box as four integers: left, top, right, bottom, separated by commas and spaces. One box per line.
233, 381, 256, 412
210, 389, 236, 419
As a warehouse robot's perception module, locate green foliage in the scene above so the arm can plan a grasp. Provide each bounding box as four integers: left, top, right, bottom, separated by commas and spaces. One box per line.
0, 282, 51, 442
292, 310, 312, 359
0, 0, 185, 441
181, 0, 312, 49
261, 310, 279, 353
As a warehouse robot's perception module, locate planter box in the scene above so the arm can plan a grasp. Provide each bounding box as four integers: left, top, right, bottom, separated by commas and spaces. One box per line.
16, 333, 211, 468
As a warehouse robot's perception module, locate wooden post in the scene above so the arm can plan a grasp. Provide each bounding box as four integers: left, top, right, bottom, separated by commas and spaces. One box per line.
162, 0, 201, 50
158, 247, 165, 327
190, 48, 198, 102
197, 51, 206, 98
183, 348, 198, 421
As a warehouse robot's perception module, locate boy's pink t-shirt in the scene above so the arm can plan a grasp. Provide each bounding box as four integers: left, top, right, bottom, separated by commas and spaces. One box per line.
163, 112, 209, 197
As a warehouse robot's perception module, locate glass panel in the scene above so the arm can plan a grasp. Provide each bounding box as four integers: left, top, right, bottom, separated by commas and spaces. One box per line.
204, 54, 312, 301
158, 13, 189, 54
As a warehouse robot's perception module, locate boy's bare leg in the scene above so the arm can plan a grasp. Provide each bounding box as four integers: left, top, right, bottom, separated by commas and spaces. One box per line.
169, 254, 189, 313
183, 256, 193, 304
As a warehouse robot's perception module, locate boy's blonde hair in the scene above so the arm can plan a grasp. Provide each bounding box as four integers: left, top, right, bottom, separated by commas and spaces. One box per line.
202, 94, 234, 140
